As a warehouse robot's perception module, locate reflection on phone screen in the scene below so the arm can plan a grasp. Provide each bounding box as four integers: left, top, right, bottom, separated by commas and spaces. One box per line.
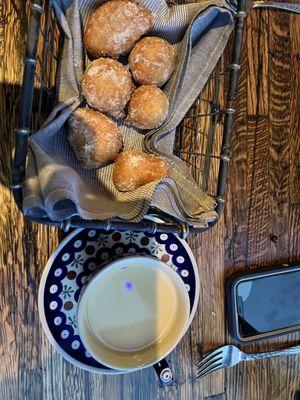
236, 271, 300, 337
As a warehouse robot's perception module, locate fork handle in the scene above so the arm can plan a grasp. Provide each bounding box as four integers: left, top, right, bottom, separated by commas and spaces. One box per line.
244, 345, 300, 361
253, 2, 300, 15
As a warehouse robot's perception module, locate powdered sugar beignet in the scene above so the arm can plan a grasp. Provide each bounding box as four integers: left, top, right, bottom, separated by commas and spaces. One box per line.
83, 0, 154, 59
113, 150, 169, 191
82, 58, 134, 119
127, 85, 169, 130
68, 108, 123, 168
129, 37, 175, 87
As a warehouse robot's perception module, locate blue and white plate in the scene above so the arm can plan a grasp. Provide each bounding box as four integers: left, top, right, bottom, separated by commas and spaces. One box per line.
38, 226, 199, 374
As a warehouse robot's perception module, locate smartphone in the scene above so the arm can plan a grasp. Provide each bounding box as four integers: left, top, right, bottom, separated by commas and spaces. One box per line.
226, 263, 300, 343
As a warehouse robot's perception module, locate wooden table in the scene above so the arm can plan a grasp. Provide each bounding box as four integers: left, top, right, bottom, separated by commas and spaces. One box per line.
0, 1, 299, 399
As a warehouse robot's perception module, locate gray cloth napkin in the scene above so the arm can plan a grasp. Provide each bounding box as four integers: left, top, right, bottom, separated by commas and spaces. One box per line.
23, 0, 236, 226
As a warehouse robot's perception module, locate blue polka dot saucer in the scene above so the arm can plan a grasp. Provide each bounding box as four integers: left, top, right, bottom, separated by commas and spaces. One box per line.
38, 224, 199, 374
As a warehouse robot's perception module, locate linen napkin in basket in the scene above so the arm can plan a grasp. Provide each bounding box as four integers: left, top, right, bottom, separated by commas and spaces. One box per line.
23, 0, 236, 226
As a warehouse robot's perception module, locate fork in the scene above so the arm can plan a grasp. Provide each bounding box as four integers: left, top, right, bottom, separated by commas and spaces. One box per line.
196, 344, 300, 379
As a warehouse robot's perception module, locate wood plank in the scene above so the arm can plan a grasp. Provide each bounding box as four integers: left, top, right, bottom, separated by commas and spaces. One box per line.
225, 9, 270, 399
246, 9, 269, 116
289, 12, 300, 208
189, 220, 226, 399
0, 1, 40, 400
245, 116, 271, 267
268, 8, 292, 264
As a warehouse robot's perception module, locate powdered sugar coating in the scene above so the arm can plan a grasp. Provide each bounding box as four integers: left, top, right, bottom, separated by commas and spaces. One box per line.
129, 37, 175, 87
83, 0, 154, 59
113, 150, 169, 191
82, 58, 134, 118
127, 85, 169, 130
68, 108, 123, 168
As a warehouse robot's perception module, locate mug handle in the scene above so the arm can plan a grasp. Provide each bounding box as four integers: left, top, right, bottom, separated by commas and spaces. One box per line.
153, 359, 173, 385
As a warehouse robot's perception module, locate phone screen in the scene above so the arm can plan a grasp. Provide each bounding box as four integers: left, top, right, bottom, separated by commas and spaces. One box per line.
236, 270, 300, 337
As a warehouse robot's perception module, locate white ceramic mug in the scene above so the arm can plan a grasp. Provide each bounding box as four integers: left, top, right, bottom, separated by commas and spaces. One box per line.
77, 255, 190, 371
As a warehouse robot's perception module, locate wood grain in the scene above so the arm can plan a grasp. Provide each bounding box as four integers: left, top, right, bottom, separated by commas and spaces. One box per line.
0, 1, 300, 400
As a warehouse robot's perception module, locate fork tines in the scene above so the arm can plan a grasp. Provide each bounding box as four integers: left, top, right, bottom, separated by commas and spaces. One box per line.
196, 349, 224, 379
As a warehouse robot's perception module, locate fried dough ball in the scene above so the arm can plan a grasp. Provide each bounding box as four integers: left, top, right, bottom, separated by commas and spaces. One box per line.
129, 37, 175, 86
83, 0, 154, 59
68, 108, 123, 168
127, 85, 169, 130
113, 150, 169, 191
82, 58, 134, 119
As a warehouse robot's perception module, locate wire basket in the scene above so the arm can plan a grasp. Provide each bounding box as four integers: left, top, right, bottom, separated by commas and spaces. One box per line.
12, 0, 247, 236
